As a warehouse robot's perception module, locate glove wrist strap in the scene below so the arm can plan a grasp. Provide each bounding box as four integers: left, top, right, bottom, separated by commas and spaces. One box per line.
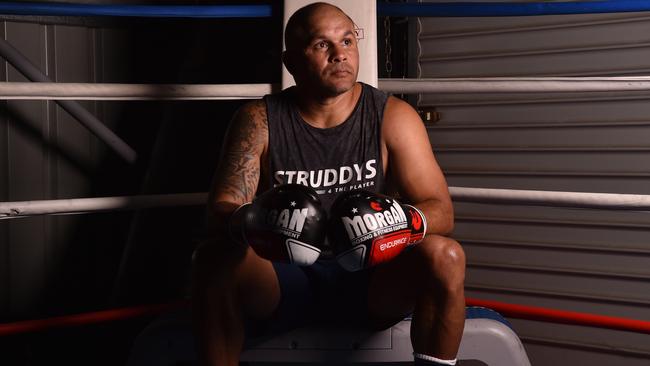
402, 204, 427, 243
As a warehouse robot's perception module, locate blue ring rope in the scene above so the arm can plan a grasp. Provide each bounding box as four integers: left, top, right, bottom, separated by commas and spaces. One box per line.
379, 1, 650, 17
2, 2, 650, 18
0, 3, 273, 18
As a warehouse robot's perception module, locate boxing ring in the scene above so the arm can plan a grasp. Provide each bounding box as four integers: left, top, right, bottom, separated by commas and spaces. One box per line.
2, 1, 650, 365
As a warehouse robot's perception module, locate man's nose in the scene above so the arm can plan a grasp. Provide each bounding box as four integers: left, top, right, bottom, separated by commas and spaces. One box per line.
330, 44, 347, 62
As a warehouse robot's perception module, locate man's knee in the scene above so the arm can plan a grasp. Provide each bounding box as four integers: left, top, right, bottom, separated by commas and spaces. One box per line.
415, 235, 466, 291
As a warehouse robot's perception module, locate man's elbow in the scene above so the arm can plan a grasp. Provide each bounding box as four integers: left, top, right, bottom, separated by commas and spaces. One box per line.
205, 200, 241, 234
210, 200, 240, 218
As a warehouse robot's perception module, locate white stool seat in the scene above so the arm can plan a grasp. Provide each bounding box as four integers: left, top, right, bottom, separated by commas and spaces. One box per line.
126, 307, 531, 365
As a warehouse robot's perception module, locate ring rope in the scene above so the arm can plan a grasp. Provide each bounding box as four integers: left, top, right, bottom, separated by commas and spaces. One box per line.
464, 297, 650, 334
449, 187, 650, 210
0, 300, 189, 337
3, 1, 650, 18
0, 3, 273, 18
1, 297, 649, 336
0, 193, 207, 219
379, 77, 650, 94
377, 1, 650, 17
0, 82, 275, 100
3, 188, 650, 219
3, 77, 650, 100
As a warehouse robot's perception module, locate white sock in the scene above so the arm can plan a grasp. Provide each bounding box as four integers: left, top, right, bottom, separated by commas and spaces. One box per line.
413, 352, 457, 366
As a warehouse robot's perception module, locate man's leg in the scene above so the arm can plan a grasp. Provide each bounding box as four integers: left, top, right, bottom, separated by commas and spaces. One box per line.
366, 235, 466, 360
190, 239, 281, 366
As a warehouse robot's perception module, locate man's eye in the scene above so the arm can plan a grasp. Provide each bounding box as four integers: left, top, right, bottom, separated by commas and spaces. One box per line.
317, 41, 328, 49
343, 39, 352, 46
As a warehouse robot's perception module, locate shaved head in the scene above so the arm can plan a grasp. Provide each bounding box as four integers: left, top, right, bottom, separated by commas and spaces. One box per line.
284, 2, 355, 52
282, 2, 359, 97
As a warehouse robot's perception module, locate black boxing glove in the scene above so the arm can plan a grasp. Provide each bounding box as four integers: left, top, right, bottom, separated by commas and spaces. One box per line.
328, 190, 427, 272
228, 184, 327, 266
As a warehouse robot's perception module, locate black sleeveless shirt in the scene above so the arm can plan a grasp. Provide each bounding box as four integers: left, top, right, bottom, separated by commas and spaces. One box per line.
263, 82, 388, 212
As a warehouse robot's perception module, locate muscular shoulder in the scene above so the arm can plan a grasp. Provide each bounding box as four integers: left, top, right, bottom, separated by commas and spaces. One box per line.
382, 96, 425, 148
234, 99, 268, 132
229, 99, 268, 154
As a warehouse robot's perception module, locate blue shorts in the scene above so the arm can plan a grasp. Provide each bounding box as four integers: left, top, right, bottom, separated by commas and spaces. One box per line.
245, 259, 374, 339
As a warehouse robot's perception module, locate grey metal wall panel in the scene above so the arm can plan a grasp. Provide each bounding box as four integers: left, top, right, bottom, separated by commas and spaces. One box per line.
5, 22, 50, 316
418, 12, 650, 79
418, 3, 650, 365
54, 25, 95, 197
0, 22, 8, 317
420, 20, 650, 57
0, 20, 113, 319
418, 12, 650, 37
420, 47, 650, 77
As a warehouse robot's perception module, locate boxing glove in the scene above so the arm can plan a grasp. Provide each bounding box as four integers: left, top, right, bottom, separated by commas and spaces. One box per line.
328, 190, 427, 272
229, 184, 327, 266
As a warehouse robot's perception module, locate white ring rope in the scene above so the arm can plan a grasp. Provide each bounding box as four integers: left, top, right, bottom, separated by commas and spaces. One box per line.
380, 77, 650, 94
2, 188, 650, 219
0, 82, 275, 100
449, 187, 650, 210
0, 193, 208, 219
3, 77, 650, 100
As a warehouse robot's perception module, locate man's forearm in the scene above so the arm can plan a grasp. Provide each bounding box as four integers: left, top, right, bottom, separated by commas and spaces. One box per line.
415, 198, 455, 236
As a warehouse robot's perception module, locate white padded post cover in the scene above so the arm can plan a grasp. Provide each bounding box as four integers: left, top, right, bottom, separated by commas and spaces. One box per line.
281, 0, 378, 89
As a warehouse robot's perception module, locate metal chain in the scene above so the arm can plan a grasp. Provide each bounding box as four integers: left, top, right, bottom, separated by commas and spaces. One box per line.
384, 16, 392, 77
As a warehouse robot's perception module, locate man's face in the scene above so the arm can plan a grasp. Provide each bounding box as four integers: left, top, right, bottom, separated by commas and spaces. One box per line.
291, 8, 359, 96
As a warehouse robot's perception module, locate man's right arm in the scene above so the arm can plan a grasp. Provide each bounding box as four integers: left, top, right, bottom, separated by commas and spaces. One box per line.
206, 100, 268, 236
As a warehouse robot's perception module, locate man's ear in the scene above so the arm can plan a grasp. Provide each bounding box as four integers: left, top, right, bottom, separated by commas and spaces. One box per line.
282, 50, 295, 75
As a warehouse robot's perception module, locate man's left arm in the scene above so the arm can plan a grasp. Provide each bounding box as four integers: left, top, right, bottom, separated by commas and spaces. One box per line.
383, 96, 454, 236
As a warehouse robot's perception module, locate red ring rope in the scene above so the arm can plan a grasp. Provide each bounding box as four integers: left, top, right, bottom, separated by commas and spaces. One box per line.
0, 300, 188, 336
1, 298, 648, 336
466, 297, 650, 333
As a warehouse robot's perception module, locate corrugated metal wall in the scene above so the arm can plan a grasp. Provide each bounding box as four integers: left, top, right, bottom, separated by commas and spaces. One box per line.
0, 13, 279, 364
0, 18, 201, 317
417, 6, 650, 366
0, 22, 118, 319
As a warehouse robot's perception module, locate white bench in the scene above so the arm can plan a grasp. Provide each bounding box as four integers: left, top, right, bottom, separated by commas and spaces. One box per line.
126, 307, 531, 365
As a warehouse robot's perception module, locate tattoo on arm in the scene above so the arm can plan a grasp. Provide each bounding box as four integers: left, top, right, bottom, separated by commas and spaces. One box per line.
213, 101, 268, 205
